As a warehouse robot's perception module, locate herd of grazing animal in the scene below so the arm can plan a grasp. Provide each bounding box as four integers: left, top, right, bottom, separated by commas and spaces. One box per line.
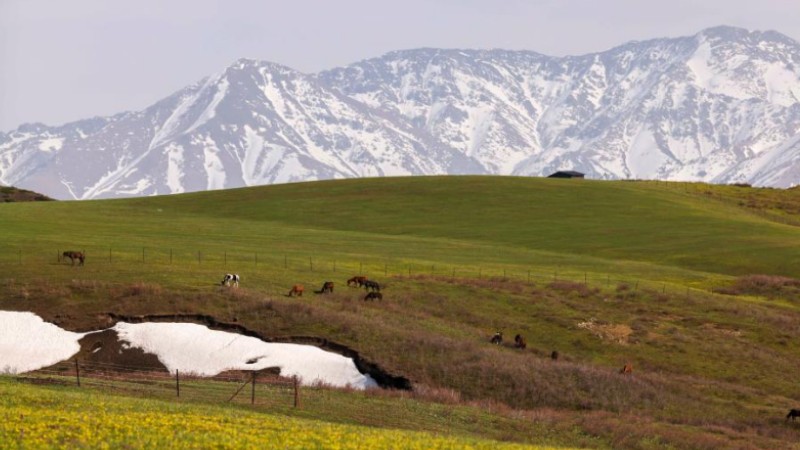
285, 275, 383, 301
55, 251, 800, 423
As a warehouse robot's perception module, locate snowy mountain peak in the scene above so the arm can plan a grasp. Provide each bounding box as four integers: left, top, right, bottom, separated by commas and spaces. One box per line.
2, 26, 800, 199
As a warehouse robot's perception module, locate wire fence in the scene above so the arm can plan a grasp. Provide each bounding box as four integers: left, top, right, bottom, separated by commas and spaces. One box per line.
0, 246, 729, 300
11, 360, 300, 408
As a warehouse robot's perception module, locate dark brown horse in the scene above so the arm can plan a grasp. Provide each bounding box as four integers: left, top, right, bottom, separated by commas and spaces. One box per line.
620, 363, 633, 375
787, 409, 800, 421
363, 280, 380, 292
490, 331, 503, 345
514, 334, 527, 349
319, 281, 334, 294
62, 251, 85, 266
288, 285, 304, 297
364, 292, 383, 301
347, 276, 367, 287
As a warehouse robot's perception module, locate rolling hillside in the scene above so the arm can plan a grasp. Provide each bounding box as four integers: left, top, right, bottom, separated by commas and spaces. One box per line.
2, 176, 800, 449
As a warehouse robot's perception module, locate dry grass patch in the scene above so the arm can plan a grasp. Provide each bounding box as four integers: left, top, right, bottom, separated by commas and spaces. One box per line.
577, 318, 633, 345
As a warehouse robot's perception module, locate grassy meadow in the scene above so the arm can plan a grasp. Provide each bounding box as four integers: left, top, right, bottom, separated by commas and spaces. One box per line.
2, 176, 800, 449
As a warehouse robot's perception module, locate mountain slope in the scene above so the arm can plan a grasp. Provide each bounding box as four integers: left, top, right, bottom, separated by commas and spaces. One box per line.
2, 26, 800, 199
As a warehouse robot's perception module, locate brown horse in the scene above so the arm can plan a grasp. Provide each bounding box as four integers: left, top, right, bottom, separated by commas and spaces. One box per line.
347, 276, 367, 287
787, 409, 800, 421
620, 363, 633, 375
288, 285, 304, 297
62, 251, 85, 266
490, 331, 503, 345
551, 350, 559, 361
514, 334, 527, 349
364, 292, 382, 301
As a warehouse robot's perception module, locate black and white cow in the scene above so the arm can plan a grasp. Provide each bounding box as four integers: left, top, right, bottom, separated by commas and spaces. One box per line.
221, 273, 240, 287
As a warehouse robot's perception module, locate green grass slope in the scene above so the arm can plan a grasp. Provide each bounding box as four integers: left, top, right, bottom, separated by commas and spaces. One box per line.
2, 176, 800, 449
0, 379, 565, 449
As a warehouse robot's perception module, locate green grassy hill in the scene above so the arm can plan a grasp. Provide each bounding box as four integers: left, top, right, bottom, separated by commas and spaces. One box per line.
2, 176, 800, 449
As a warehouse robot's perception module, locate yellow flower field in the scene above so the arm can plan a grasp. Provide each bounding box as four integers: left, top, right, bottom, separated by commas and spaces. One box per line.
0, 379, 564, 449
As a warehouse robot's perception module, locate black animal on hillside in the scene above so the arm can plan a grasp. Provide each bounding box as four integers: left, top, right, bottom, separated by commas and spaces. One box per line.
787, 409, 800, 421
490, 331, 503, 345
551, 350, 559, 361
363, 280, 381, 292
514, 334, 527, 349
364, 292, 383, 301
62, 251, 85, 266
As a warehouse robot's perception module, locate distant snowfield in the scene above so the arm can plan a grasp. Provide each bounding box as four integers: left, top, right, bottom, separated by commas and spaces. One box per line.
0, 311, 377, 389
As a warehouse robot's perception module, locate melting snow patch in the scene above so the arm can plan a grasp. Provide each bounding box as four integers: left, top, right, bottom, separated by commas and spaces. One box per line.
0, 311, 377, 389
113, 322, 378, 389
0, 311, 85, 374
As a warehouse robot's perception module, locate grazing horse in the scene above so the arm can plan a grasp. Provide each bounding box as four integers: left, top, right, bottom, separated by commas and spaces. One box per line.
619, 363, 633, 375
514, 334, 527, 349
319, 281, 334, 294
787, 409, 800, 421
288, 285, 304, 297
551, 350, 559, 361
490, 331, 503, 345
347, 276, 367, 287
364, 292, 382, 301
62, 251, 85, 266
363, 280, 381, 292
221, 273, 240, 287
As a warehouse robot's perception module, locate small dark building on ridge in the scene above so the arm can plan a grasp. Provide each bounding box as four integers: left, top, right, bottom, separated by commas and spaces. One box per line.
547, 170, 585, 179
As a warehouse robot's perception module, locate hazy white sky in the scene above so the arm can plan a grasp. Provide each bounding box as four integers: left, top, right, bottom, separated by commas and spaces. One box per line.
1, 0, 799, 131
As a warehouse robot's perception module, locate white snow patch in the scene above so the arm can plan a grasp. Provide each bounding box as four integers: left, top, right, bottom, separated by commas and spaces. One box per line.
627, 128, 669, 178
113, 322, 377, 388
764, 64, 800, 106
0, 311, 378, 389
201, 138, 226, 190
165, 143, 185, 194
38, 137, 64, 152
0, 311, 85, 374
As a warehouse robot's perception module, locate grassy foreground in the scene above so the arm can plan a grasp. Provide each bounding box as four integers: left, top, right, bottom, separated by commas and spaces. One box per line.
2, 176, 800, 449
0, 379, 563, 449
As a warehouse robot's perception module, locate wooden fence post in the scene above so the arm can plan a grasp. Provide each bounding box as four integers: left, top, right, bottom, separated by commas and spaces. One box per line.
251, 372, 256, 405
293, 376, 300, 408
284, 255, 287, 269
75, 360, 81, 387
176, 370, 180, 397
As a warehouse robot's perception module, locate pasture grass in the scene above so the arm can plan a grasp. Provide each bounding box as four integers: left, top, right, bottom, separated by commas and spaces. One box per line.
2, 176, 800, 448
0, 378, 575, 449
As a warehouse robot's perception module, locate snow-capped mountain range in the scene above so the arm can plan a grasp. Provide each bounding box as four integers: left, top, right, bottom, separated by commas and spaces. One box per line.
2, 25, 799, 200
